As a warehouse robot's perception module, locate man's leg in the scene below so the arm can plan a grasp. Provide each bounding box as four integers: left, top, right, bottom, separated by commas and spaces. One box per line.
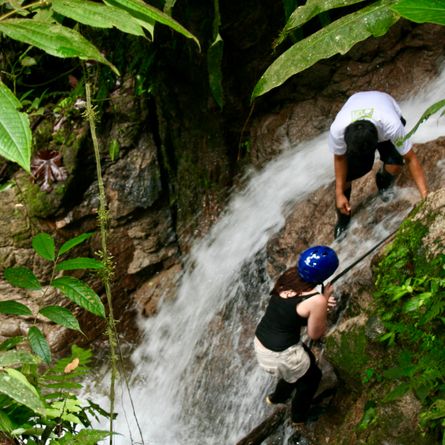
376, 141, 404, 201
334, 148, 375, 240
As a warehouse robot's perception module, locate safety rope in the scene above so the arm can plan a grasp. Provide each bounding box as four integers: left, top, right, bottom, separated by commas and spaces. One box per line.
330, 228, 398, 285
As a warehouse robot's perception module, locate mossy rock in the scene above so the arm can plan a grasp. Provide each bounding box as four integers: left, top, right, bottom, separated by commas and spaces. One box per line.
354, 392, 435, 445
16, 172, 66, 218
324, 314, 370, 387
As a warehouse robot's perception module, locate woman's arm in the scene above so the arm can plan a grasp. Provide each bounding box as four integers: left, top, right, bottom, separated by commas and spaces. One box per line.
297, 284, 335, 340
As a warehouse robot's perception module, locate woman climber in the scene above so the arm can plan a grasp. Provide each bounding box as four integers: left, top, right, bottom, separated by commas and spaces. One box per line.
254, 245, 339, 425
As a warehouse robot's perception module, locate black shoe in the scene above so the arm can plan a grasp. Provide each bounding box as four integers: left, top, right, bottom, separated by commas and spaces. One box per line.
265, 394, 288, 405
334, 213, 351, 239
378, 188, 395, 203
334, 222, 348, 239
376, 168, 396, 202
288, 430, 311, 445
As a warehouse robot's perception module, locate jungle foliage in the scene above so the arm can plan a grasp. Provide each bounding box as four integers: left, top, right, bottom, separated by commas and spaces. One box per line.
252, 0, 445, 99
0, 0, 445, 443
0, 232, 112, 444
0, 0, 199, 172
374, 218, 445, 442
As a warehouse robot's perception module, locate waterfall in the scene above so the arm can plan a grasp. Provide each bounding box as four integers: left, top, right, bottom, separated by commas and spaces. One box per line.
93, 69, 445, 445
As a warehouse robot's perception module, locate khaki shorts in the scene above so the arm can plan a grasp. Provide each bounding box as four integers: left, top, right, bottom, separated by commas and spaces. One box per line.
254, 337, 310, 383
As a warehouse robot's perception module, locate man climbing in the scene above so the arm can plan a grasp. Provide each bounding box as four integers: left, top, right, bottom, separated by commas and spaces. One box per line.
329, 91, 428, 239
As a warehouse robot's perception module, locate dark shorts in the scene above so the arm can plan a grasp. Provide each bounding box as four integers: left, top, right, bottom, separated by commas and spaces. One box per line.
346, 118, 406, 182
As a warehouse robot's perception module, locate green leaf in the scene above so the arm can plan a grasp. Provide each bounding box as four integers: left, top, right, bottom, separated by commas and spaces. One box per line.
421, 399, 445, 422
28, 326, 51, 365
403, 292, 432, 313
56, 257, 104, 271
0, 80, 32, 172
51, 0, 145, 36
104, 0, 200, 49
3, 267, 41, 291
0, 19, 119, 75
396, 99, 445, 146
54, 429, 112, 445
58, 232, 94, 256
0, 300, 33, 316
276, 0, 367, 47
39, 306, 81, 331
0, 369, 45, 415
252, 0, 399, 99
108, 139, 120, 161
51, 276, 105, 317
0, 350, 41, 367
0, 409, 14, 434
0, 336, 24, 351
32, 232, 55, 261
164, 0, 177, 14
391, 0, 445, 26
384, 382, 411, 402
357, 403, 377, 430
207, 33, 224, 109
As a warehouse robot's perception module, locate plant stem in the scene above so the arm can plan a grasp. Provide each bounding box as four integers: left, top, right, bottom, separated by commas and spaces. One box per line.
84, 82, 118, 445
0, 0, 48, 21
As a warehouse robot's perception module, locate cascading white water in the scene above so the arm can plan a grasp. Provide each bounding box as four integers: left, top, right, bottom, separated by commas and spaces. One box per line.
94, 68, 445, 445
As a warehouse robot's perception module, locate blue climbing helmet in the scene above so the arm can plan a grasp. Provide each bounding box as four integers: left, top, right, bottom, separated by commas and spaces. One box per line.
297, 246, 339, 284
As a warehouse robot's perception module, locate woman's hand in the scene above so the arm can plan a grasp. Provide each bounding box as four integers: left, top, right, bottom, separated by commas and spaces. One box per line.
323, 283, 337, 310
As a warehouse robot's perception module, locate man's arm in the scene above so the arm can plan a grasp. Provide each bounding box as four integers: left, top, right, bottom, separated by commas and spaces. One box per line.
334, 154, 351, 214
403, 149, 428, 198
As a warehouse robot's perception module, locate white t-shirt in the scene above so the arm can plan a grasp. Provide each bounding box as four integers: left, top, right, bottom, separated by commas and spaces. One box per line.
328, 91, 412, 156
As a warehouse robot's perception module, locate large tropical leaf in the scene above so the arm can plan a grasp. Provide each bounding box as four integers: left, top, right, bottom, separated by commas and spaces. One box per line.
51, 0, 145, 37
276, 0, 367, 47
0, 81, 32, 172
252, 0, 399, 99
391, 0, 445, 26
104, 0, 200, 49
0, 19, 119, 75
0, 369, 45, 415
51, 276, 105, 317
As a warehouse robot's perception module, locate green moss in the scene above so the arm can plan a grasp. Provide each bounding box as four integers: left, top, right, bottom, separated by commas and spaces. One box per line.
325, 320, 369, 386
355, 394, 434, 445
16, 174, 65, 218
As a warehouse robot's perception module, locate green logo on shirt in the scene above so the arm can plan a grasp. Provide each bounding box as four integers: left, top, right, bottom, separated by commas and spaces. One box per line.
351, 108, 374, 121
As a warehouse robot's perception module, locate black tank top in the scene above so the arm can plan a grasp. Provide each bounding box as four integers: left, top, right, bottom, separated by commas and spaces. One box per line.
255, 294, 309, 352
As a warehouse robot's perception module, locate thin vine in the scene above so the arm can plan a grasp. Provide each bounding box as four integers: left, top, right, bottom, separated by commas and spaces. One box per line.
83, 82, 119, 444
